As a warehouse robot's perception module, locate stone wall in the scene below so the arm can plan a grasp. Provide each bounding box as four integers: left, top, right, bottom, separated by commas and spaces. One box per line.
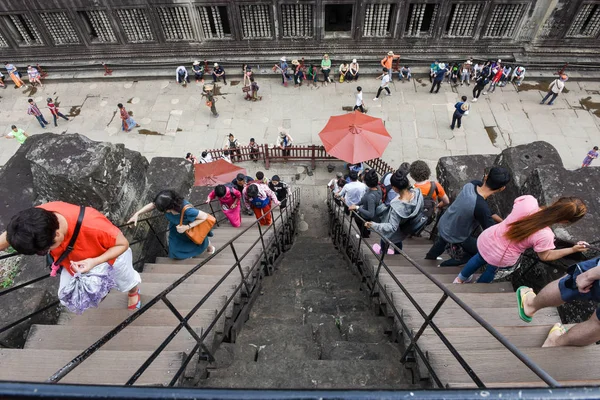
0, 0, 598, 65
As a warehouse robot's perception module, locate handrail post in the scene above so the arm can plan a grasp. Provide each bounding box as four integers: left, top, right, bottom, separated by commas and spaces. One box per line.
256, 221, 270, 273
264, 144, 270, 170
269, 207, 282, 254
311, 145, 316, 170
208, 201, 220, 227
229, 242, 250, 295
369, 245, 387, 296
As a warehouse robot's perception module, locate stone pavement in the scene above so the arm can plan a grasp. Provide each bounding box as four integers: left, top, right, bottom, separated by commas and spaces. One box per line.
1, 75, 599, 170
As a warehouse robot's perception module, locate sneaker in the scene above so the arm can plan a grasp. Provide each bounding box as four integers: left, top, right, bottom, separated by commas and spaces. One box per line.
372, 243, 394, 255
373, 97, 379, 101
386, 92, 392, 96
440, 258, 465, 267
482, 91, 487, 95
472, 98, 478, 102
453, 275, 474, 284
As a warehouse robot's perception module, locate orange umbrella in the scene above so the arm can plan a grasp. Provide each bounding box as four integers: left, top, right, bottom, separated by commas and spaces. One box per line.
318, 111, 392, 164
194, 159, 247, 186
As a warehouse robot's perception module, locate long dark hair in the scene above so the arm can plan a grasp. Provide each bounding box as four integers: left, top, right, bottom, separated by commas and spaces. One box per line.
153, 190, 184, 212
505, 197, 586, 242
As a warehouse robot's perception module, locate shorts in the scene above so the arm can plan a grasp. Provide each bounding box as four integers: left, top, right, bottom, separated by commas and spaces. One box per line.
59, 248, 141, 294
558, 257, 600, 319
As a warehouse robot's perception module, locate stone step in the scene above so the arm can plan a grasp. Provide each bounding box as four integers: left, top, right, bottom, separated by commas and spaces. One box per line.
387, 291, 518, 314
139, 271, 248, 285
143, 263, 252, 274
203, 359, 416, 389
0, 349, 184, 386
321, 341, 402, 361
379, 275, 514, 293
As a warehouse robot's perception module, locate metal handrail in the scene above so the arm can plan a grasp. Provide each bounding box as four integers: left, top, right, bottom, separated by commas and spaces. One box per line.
0, 198, 230, 338
327, 191, 560, 388
46, 188, 300, 385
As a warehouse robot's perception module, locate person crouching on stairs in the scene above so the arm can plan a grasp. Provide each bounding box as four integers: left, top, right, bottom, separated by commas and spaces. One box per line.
243, 182, 280, 226
207, 184, 242, 228
0, 202, 142, 312
129, 190, 216, 259
454, 196, 588, 284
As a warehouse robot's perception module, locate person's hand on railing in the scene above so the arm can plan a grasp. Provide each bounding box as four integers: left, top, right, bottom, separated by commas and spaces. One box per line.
348, 205, 358, 211
364, 221, 373, 229
126, 213, 141, 227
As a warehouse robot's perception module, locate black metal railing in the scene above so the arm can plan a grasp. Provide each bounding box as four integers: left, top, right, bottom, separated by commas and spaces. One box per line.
326, 191, 560, 389
0, 199, 232, 342
42, 188, 299, 385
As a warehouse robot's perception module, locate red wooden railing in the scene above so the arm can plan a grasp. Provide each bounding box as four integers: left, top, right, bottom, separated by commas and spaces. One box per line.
204, 145, 395, 176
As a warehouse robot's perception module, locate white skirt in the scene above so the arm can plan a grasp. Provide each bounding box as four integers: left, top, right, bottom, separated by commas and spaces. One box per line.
59, 248, 141, 293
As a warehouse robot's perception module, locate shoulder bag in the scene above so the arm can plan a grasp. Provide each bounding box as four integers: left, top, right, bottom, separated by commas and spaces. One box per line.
48, 206, 85, 277
180, 204, 216, 245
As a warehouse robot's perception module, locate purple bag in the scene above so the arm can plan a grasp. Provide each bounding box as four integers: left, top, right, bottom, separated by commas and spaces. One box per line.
58, 264, 117, 314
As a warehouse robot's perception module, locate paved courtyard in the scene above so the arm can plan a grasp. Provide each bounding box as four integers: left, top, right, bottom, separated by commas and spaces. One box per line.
1, 74, 599, 170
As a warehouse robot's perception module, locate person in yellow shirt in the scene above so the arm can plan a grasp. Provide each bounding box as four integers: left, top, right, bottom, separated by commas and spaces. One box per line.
381, 51, 400, 81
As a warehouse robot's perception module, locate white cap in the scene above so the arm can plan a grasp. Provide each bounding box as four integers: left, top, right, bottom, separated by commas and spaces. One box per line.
213, 63, 219, 67
352, 59, 357, 63
280, 57, 286, 62
438, 63, 446, 69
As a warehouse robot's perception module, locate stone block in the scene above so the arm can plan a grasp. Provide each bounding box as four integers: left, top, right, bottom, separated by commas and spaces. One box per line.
521, 167, 600, 245
25, 133, 149, 222
494, 141, 563, 216
435, 154, 497, 202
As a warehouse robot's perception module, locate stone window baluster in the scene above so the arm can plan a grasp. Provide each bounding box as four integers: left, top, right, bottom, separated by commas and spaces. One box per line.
0, 32, 8, 47
567, 3, 600, 37
117, 9, 153, 42
40, 12, 80, 45
8, 14, 43, 46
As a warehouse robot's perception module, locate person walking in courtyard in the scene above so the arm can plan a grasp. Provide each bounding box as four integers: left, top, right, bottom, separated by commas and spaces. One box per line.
269, 175, 290, 208
27, 65, 43, 87
454, 196, 587, 284
4, 125, 28, 145
47, 98, 69, 127
516, 256, 600, 347
175, 65, 189, 86
582, 146, 599, 167
321, 54, 332, 85
2, 202, 142, 312
347, 59, 360, 81
202, 84, 219, 117
373, 68, 391, 101
117, 103, 139, 132
540, 75, 568, 105
192, 61, 204, 83
249, 77, 261, 101
5, 62, 25, 88
129, 190, 216, 259
207, 184, 242, 228
274, 57, 290, 86
472, 73, 490, 102
381, 51, 400, 81
243, 181, 280, 226
430, 63, 447, 94
212, 63, 227, 85
27, 98, 49, 128
451, 96, 469, 130
354, 86, 365, 113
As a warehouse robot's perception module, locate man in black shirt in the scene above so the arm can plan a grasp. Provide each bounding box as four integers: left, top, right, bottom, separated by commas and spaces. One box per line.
231, 173, 254, 215
268, 175, 289, 208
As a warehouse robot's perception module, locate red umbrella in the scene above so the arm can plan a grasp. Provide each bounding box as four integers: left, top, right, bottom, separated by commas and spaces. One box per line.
318, 110, 392, 164
194, 159, 247, 186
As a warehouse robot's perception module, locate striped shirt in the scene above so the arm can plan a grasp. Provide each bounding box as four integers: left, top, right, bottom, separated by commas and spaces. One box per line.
27, 103, 43, 117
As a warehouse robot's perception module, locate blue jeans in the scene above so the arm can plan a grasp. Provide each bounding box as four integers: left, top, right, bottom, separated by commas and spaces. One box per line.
35, 114, 49, 128
541, 91, 558, 104
458, 252, 499, 283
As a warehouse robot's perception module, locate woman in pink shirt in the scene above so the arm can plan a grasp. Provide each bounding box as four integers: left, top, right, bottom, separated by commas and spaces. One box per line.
207, 184, 242, 227
454, 196, 588, 283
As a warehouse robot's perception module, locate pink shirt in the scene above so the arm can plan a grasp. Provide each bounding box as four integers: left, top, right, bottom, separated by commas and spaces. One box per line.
477, 195, 555, 267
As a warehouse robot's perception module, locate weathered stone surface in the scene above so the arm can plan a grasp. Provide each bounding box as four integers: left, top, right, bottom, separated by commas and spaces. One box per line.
26, 133, 148, 222
494, 141, 564, 217
0, 135, 46, 231
435, 154, 497, 202
521, 167, 600, 245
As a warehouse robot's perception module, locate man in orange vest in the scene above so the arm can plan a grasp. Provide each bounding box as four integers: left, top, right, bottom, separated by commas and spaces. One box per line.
381, 51, 400, 81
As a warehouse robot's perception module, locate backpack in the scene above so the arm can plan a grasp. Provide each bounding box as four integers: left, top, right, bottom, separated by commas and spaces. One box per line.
421, 181, 439, 225
379, 172, 393, 205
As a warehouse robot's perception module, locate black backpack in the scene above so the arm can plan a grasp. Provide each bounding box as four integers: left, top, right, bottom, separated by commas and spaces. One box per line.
422, 181, 439, 225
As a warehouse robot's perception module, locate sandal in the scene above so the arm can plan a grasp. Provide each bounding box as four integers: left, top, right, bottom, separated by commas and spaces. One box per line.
128, 288, 142, 310
516, 286, 534, 323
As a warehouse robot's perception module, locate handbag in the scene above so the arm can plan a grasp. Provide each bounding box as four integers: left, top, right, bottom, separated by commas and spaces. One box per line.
180, 204, 216, 245
242, 86, 251, 93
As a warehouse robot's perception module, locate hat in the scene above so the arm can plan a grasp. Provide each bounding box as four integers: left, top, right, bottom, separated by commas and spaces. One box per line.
497, 59, 502, 63
461, 103, 470, 111
291, 59, 299, 66
560, 74, 568, 81
336, 172, 343, 178
203, 83, 214, 91
213, 63, 219, 67
193, 60, 200, 66
271, 175, 280, 181
466, 60, 472, 65
438, 63, 446, 69
280, 57, 286, 62
387, 51, 394, 56
352, 59, 357, 63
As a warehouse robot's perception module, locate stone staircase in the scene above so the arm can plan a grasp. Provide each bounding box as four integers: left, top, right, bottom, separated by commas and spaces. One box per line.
199, 238, 419, 390
0, 207, 295, 386
330, 200, 600, 389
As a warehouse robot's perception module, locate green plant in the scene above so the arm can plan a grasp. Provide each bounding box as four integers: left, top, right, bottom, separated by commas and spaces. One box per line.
0, 265, 19, 288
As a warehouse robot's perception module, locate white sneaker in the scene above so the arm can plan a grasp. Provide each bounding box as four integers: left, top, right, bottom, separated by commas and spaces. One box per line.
453, 275, 474, 284
373, 97, 379, 101
386, 92, 392, 96
482, 91, 487, 95
472, 98, 478, 102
